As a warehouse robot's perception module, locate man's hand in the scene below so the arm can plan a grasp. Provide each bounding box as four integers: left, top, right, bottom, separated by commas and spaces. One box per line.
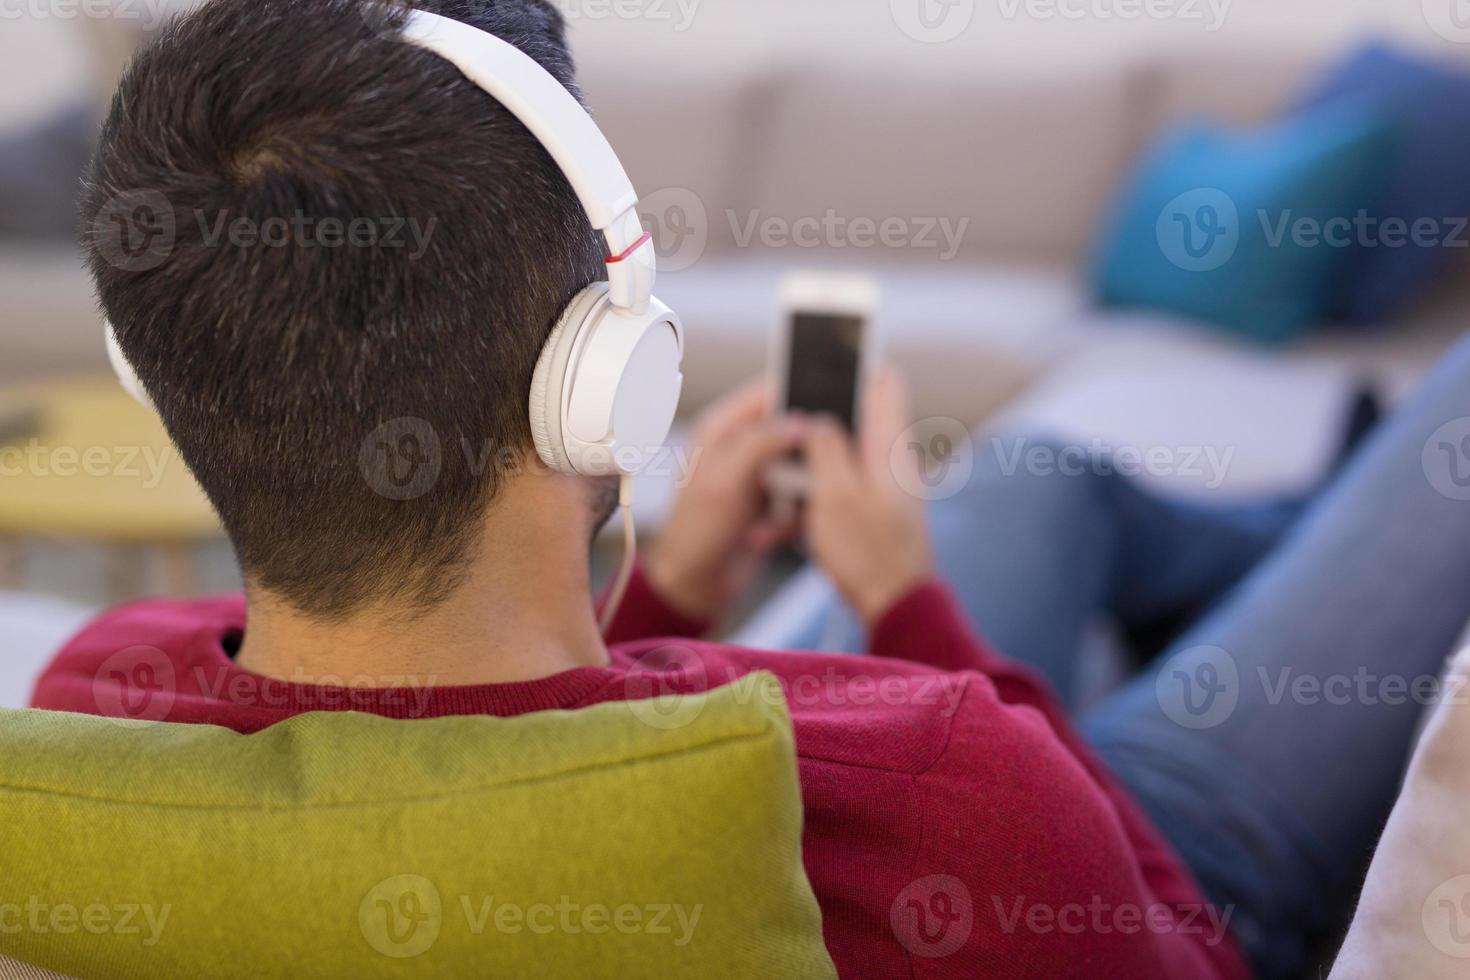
645, 381, 801, 622
801, 371, 934, 626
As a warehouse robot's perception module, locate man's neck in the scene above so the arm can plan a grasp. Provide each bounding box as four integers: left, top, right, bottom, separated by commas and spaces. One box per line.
235, 473, 612, 687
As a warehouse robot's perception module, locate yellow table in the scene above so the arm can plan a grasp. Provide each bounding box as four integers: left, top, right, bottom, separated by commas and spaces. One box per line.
0, 378, 221, 598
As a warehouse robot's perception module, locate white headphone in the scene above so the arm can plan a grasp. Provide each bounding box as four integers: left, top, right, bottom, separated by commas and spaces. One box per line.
104, 8, 684, 480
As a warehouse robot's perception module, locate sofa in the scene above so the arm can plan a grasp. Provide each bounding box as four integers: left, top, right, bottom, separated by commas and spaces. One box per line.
4, 7, 1469, 505
581, 38, 1470, 441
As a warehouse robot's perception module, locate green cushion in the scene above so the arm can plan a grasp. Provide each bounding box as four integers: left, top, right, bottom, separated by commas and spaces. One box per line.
0, 671, 834, 979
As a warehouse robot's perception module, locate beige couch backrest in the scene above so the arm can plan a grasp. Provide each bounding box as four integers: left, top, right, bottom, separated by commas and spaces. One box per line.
11, 7, 1470, 275
570, 7, 1470, 268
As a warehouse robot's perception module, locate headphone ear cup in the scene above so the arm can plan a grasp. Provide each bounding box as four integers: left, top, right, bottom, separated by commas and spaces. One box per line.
528, 284, 609, 474
527, 319, 567, 472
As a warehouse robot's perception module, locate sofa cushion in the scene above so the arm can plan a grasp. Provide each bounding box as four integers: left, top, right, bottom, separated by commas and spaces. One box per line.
1143, 47, 1319, 132
1295, 43, 1470, 324
746, 63, 1140, 264
0, 671, 834, 980
1091, 101, 1395, 343
577, 61, 769, 259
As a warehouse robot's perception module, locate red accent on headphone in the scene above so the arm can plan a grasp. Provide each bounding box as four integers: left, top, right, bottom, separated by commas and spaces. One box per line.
605, 231, 653, 264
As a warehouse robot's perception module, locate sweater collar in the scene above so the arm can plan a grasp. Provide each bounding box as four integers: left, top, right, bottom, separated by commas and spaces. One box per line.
184, 604, 620, 719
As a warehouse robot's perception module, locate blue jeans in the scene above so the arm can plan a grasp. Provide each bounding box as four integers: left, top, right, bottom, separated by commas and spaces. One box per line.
757, 333, 1470, 979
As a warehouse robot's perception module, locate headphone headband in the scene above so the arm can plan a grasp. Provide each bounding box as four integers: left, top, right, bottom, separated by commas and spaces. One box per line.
400, 10, 655, 313
104, 6, 683, 487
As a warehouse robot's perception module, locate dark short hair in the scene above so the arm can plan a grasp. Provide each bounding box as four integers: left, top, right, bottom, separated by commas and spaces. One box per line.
82, 0, 605, 618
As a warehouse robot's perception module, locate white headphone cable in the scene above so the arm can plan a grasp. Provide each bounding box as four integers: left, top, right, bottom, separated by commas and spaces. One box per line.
598, 474, 637, 636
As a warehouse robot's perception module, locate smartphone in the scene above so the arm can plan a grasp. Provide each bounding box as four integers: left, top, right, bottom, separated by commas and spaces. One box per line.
765, 271, 878, 502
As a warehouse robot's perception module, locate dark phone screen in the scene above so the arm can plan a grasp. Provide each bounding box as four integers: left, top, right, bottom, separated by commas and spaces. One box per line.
784, 312, 863, 431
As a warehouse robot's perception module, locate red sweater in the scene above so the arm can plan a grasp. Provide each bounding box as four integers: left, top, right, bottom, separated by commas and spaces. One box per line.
31, 569, 1248, 980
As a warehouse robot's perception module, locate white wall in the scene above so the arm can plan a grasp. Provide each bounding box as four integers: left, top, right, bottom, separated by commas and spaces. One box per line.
569, 0, 1469, 79
0, 18, 94, 127
6, 0, 1467, 127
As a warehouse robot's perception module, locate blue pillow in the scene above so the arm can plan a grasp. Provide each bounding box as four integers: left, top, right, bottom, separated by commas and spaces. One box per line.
1091, 102, 1395, 344
1296, 42, 1470, 324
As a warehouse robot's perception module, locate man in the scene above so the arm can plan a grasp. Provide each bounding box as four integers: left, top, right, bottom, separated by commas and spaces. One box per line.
35, 1, 1470, 977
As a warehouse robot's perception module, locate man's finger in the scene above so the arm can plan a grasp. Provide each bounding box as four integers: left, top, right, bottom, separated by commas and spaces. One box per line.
803, 415, 862, 498
694, 378, 771, 445
725, 416, 804, 482
860, 368, 912, 484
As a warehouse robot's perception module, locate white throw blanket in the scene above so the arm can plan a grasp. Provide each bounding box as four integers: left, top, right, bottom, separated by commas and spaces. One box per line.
1331, 646, 1470, 977
0, 592, 94, 710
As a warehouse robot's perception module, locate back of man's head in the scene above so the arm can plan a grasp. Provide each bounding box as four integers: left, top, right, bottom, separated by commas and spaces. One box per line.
82, 0, 605, 619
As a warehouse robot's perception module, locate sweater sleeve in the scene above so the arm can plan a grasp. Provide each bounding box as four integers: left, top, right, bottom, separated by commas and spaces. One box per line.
872, 577, 1250, 979
869, 578, 1014, 674
598, 563, 711, 644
